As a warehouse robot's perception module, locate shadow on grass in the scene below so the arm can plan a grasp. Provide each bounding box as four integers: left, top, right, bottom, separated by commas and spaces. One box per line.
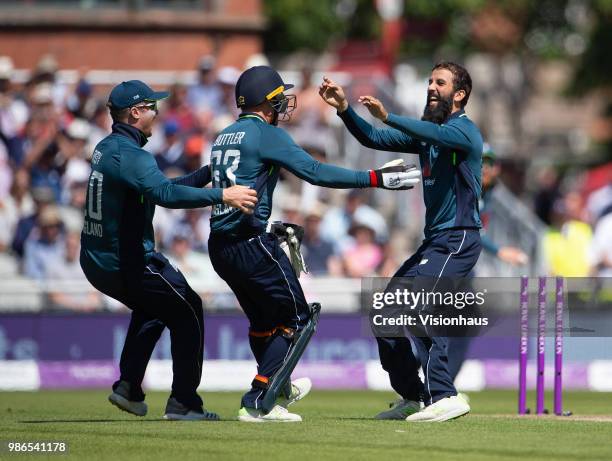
20, 419, 166, 424
19, 418, 242, 424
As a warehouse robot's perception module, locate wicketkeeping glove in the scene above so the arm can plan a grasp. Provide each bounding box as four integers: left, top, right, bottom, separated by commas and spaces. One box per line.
369, 159, 421, 190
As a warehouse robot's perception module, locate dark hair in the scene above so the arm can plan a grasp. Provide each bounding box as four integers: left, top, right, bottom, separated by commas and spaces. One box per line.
107, 104, 130, 123
432, 61, 472, 108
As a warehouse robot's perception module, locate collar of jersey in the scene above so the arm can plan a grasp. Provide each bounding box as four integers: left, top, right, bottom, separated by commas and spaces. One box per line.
446, 109, 466, 121
112, 122, 148, 147
238, 112, 267, 124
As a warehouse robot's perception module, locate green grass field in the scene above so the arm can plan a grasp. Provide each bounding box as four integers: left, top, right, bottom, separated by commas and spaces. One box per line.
1, 390, 612, 460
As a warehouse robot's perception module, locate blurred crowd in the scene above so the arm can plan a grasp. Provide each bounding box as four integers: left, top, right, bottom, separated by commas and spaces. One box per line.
0, 53, 610, 312
0, 53, 406, 311
533, 165, 612, 278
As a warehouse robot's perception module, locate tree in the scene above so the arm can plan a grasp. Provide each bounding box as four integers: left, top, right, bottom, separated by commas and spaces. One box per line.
262, 0, 379, 54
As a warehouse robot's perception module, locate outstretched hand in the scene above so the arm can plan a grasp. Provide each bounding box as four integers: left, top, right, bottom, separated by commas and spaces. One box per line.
372, 159, 421, 190
358, 95, 388, 122
318, 76, 348, 113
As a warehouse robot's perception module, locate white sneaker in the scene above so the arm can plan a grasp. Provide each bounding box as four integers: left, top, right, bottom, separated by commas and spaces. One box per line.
276, 378, 312, 407
457, 392, 470, 405
375, 398, 422, 420
238, 405, 302, 423
406, 395, 470, 422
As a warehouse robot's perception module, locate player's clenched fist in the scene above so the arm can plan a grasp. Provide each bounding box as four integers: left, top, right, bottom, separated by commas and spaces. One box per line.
370, 159, 421, 190
222, 185, 258, 214
318, 76, 349, 113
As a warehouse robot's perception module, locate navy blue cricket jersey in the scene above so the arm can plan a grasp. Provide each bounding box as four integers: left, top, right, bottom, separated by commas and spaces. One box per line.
339, 107, 483, 239
209, 113, 372, 238
80, 123, 221, 284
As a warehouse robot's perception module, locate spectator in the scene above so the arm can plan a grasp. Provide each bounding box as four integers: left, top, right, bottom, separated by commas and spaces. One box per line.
152, 166, 185, 251
167, 227, 217, 280
187, 55, 221, 122
586, 182, 612, 224
0, 129, 10, 201
154, 119, 184, 171
46, 231, 103, 311
341, 219, 383, 278
183, 134, 205, 173
377, 233, 408, 277
216, 66, 241, 119
588, 183, 612, 277
66, 78, 97, 120
320, 189, 388, 252
59, 180, 87, 233
299, 146, 334, 208
279, 193, 304, 226
11, 185, 54, 258
244, 53, 270, 69
163, 210, 209, 253
87, 102, 111, 154
480, 144, 528, 266
279, 145, 334, 209
22, 85, 63, 199
0, 56, 29, 166
163, 81, 198, 134
0, 169, 34, 252
29, 54, 67, 110
59, 118, 92, 201
590, 207, 612, 277
166, 227, 233, 309
23, 205, 65, 279
301, 203, 342, 276
289, 66, 335, 153
542, 191, 592, 276
202, 114, 235, 165
534, 167, 561, 225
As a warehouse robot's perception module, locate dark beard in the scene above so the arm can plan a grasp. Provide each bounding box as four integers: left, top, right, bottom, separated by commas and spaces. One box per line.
421, 94, 453, 124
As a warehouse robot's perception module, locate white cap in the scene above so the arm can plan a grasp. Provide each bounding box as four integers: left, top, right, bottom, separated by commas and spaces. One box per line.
0, 56, 14, 79
211, 114, 235, 135
305, 202, 326, 219
66, 118, 91, 140
31, 83, 53, 104
36, 54, 58, 74
244, 53, 270, 69
217, 66, 241, 85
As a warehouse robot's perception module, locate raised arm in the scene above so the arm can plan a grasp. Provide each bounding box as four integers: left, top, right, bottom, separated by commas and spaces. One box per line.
319, 76, 418, 153
384, 113, 474, 152
339, 106, 419, 153
357, 93, 477, 152
259, 127, 420, 190
260, 128, 370, 188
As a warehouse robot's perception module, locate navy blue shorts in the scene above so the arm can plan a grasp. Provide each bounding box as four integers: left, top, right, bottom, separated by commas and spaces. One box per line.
395, 228, 481, 279
82, 251, 205, 409
209, 232, 312, 408
208, 232, 310, 333
377, 228, 481, 404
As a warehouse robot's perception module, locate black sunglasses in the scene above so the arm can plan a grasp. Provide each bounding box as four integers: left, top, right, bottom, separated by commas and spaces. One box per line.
133, 102, 158, 112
